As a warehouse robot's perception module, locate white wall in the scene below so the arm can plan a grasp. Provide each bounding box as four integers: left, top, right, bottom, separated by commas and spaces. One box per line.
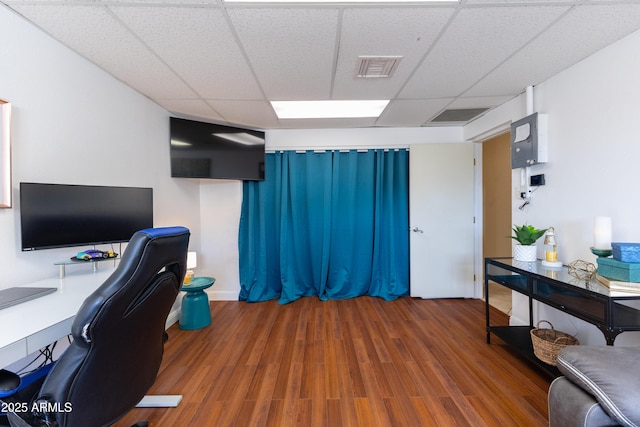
198, 179, 243, 299
0, 5, 201, 287
467, 28, 640, 346
198, 126, 465, 299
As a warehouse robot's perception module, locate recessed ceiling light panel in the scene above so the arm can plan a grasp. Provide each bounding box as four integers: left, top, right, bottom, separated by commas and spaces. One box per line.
271, 100, 390, 119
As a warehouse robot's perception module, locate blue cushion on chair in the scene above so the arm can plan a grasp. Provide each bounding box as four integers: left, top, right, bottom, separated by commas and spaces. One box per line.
138, 226, 190, 239
557, 345, 640, 427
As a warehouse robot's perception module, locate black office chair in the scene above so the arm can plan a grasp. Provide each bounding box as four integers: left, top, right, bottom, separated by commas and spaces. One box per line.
5, 226, 190, 427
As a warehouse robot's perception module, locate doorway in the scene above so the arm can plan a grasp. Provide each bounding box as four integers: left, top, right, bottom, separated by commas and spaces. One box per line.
482, 132, 512, 314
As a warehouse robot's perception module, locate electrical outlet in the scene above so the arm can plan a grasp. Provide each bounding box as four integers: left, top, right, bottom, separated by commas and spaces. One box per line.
514, 186, 523, 199
515, 185, 530, 200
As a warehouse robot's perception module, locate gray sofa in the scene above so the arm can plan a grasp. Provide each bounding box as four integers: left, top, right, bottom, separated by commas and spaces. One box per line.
548, 345, 640, 427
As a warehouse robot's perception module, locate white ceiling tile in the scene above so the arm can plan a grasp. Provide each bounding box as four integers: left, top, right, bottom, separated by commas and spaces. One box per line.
156, 99, 225, 122
4, 0, 222, 3
399, 5, 570, 99
333, 7, 455, 100
10, 4, 197, 99
110, 6, 263, 100
466, 0, 574, 3
108, 0, 222, 3
466, 4, 640, 97
274, 117, 378, 129
206, 100, 279, 129
447, 96, 514, 109
376, 99, 453, 127
227, 8, 340, 100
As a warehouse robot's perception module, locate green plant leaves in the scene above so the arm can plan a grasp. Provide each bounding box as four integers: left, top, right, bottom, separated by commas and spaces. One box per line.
511, 225, 548, 246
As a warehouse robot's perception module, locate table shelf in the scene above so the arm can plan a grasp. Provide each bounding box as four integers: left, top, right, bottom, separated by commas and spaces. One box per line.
485, 257, 640, 374
54, 256, 119, 278
488, 325, 560, 377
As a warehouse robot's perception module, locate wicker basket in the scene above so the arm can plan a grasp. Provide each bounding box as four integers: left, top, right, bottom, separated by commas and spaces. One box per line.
530, 320, 579, 366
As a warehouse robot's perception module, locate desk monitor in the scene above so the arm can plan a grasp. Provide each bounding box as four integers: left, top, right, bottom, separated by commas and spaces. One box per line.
20, 183, 153, 251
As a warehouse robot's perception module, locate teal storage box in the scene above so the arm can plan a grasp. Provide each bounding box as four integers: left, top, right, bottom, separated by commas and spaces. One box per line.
612, 242, 640, 263
597, 257, 640, 282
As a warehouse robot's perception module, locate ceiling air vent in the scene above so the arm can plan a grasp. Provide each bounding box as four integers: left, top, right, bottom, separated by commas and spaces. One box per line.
355, 56, 402, 78
431, 108, 489, 123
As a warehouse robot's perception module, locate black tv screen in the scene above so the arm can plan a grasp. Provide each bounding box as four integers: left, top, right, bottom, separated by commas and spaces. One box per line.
170, 117, 265, 180
20, 183, 153, 251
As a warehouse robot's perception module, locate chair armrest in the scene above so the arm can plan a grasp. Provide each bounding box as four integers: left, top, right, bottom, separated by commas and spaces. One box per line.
557, 346, 640, 427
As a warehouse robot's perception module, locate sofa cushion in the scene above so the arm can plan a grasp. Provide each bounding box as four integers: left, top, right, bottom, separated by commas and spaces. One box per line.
557, 345, 640, 427
548, 377, 616, 427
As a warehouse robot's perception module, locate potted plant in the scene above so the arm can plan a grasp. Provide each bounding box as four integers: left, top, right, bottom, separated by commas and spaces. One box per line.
511, 224, 548, 262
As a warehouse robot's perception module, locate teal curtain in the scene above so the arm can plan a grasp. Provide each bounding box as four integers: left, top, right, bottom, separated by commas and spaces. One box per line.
239, 149, 408, 304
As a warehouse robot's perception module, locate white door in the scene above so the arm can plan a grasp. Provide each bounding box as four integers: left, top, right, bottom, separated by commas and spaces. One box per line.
409, 143, 475, 298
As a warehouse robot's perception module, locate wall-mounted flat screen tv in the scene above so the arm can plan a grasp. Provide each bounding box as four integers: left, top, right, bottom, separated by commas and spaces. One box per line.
170, 117, 265, 181
20, 183, 153, 251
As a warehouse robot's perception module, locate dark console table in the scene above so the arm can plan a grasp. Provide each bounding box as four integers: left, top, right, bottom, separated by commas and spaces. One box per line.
485, 257, 640, 374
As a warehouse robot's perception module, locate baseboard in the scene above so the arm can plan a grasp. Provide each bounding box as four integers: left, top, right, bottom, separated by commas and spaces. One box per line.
206, 290, 238, 301
509, 315, 528, 326
166, 308, 181, 328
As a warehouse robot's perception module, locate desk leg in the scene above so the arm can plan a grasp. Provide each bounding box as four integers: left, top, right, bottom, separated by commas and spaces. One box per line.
485, 275, 491, 344
529, 295, 534, 329
598, 326, 622, 346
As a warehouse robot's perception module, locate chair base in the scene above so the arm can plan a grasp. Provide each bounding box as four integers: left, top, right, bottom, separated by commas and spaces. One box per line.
136, 395, 183, 407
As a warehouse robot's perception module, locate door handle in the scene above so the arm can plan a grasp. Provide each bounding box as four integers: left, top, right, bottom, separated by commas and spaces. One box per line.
411, 227, 424, 233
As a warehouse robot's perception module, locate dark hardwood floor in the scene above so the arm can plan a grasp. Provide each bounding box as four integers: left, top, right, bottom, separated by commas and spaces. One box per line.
115, 297, 551, 426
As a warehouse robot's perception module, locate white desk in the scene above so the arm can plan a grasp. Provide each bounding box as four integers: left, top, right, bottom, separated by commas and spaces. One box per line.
0, 267, 115, 369
0, 263, 184, 408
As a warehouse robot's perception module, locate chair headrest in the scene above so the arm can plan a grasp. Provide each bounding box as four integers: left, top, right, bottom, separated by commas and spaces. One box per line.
137, 226, 190, 240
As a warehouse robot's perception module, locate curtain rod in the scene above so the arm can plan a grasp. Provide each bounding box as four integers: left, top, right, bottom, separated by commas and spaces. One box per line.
265, 147, 409, 154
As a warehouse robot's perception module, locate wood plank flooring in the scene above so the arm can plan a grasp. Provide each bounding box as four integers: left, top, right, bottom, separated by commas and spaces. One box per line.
114, 297, 551, 427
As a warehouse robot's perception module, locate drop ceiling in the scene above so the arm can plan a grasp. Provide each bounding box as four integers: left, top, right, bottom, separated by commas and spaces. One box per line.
3, 0, 640, 130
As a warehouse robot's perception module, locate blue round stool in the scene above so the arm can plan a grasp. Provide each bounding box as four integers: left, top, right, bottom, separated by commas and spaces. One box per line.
179, 276, 215, 330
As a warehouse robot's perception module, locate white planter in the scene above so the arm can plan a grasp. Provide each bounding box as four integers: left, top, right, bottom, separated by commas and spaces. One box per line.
513, 244, 537, 262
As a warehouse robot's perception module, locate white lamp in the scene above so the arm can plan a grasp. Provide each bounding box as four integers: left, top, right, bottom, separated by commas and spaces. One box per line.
591, 217, 613, 257
184, 251, 197, 284
593, 216, 612, 249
